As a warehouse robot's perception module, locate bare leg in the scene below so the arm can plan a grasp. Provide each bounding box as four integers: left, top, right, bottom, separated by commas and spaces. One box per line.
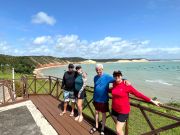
78, 99, 83, 116
95, 110, 99, 128
101, 112, 106, 131
60, 101, 68, 116
116, 121, 125, 135
71, 101, 75, 113
77, 99, 83, 122
63, 102, 68, 113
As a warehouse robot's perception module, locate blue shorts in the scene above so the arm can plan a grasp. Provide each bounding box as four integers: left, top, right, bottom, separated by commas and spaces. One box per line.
63, 90, 75, 102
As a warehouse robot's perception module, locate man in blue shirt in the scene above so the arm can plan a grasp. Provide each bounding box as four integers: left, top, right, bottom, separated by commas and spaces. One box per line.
90, 64, 113, 135
90, 64, 129, 135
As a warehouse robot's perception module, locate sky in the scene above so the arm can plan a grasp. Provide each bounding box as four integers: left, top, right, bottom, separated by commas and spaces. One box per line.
0, 0, 180, 59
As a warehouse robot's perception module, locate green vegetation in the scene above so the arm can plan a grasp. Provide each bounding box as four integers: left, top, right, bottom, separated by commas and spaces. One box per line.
0, 54, 150, 75
0, 54, 87, 74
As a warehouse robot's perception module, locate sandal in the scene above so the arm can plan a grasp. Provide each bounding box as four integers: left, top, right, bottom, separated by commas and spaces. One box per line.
78, 116, 83, 122
59, 112, 66, 116
69, 112, 74, 117
89, 127, 97, 134
100, 129, 105, 135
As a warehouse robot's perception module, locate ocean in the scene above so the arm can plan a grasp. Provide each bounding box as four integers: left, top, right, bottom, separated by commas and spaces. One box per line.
41, 61, 180, 103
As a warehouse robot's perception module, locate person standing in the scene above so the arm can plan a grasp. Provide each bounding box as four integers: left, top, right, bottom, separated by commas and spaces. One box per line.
60, 64, 76, 117
74, 65, 87, 122
110, 70, 161, 135
90, 64, 115, 135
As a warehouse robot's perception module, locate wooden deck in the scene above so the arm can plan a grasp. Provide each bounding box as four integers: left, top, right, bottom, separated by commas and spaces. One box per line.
29, 95, 99, 135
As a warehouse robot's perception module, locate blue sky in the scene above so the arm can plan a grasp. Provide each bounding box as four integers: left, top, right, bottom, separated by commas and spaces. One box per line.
0, 0, 180, 59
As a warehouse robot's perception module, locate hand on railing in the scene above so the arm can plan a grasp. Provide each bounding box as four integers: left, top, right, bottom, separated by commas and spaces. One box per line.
150, 99, 162, 106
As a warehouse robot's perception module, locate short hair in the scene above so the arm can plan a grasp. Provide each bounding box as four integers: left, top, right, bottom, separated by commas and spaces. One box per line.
96, 64, 103, 69
75, 65, 82, 70
113, 70, 122, 77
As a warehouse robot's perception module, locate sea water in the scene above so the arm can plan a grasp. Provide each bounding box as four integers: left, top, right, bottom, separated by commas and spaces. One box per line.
41, 61, 180, 103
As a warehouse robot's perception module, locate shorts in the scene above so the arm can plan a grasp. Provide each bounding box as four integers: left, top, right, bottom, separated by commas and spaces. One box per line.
93, 101, 109, 113
74, 90, 86, 99
111, 109, 129, 122
63, 90, 75, 103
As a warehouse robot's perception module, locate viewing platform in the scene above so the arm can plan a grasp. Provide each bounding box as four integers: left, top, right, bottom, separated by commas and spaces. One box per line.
0, 76, 180, 135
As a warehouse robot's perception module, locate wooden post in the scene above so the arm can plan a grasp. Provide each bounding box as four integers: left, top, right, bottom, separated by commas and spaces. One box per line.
56, 78, 59, 99
3, 84, 5, 104
21, 76, 25, 97
12, 68, 16, 98
34, 76, 37, 94
125, 119, 128, 135
49, 76, 52, 95
24, 76, 28, 98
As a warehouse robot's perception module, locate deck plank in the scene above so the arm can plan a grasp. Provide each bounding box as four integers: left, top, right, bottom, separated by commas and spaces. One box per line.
29, 95, 70, 135
37, 95, 85, 135
47, 95, 99, 135
29, 95, 99, 135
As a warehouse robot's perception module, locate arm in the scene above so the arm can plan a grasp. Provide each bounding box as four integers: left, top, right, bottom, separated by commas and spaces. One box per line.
128, 85, 161, 106
61, 73, 66, 89
128, 85, 151, 102
78, 72, 87, 97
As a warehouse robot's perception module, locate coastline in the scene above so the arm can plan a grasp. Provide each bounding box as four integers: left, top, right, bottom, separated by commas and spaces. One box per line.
33, 59, 150, 77
33, 64, 67, 77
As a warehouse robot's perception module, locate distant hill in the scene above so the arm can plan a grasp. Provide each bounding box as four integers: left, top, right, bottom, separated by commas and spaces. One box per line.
0, 54, 151, 74
92, 58, 149, 62
0, 54, 88, 74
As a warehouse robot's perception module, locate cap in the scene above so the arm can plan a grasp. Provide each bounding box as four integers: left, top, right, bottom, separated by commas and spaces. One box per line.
68, 63, 74, 68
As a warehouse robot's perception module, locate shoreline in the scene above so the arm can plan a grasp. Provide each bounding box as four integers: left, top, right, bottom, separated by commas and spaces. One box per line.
33, 59, 165, 77
33, 64, 67, 77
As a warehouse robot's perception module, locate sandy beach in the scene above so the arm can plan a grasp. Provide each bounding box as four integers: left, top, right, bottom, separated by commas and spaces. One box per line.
33, 59, 150, 77
33, 64, 67, 77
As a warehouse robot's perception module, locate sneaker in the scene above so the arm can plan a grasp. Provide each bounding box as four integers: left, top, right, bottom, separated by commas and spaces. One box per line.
75, 116, 79, 121
78, 116, 83, 122
70, 112, 74, 117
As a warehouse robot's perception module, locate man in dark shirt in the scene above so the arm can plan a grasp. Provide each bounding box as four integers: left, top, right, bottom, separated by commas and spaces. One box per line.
60, 64, 76, 117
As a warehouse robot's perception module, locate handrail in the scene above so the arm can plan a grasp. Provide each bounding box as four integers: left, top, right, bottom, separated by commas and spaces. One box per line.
25, 75, 180, 135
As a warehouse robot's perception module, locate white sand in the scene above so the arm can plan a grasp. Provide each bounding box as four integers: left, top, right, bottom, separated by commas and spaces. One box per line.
80, 59, 97, 64
0, 100, 58, 135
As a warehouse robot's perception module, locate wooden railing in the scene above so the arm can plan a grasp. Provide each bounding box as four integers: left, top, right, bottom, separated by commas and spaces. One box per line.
1, 75, 180, 135
0, 80, 15, 104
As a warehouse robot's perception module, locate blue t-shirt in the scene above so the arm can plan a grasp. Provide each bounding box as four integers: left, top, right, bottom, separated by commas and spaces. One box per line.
93, 73, 114, 103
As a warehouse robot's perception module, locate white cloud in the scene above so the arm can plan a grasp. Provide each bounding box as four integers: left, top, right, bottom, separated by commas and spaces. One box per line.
33, 36, 52, 45
32, 12, 56, 25
53, 35, 180, 58
29, 45, 51, 54
1, 35, 180, 59
0, 41, 11, 54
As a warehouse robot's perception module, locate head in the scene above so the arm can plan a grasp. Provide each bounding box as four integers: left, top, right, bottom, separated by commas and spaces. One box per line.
68, 64, 74, 72
95, 64, 103, 76
113, 70, 123, 83
75, 65, 82, 74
